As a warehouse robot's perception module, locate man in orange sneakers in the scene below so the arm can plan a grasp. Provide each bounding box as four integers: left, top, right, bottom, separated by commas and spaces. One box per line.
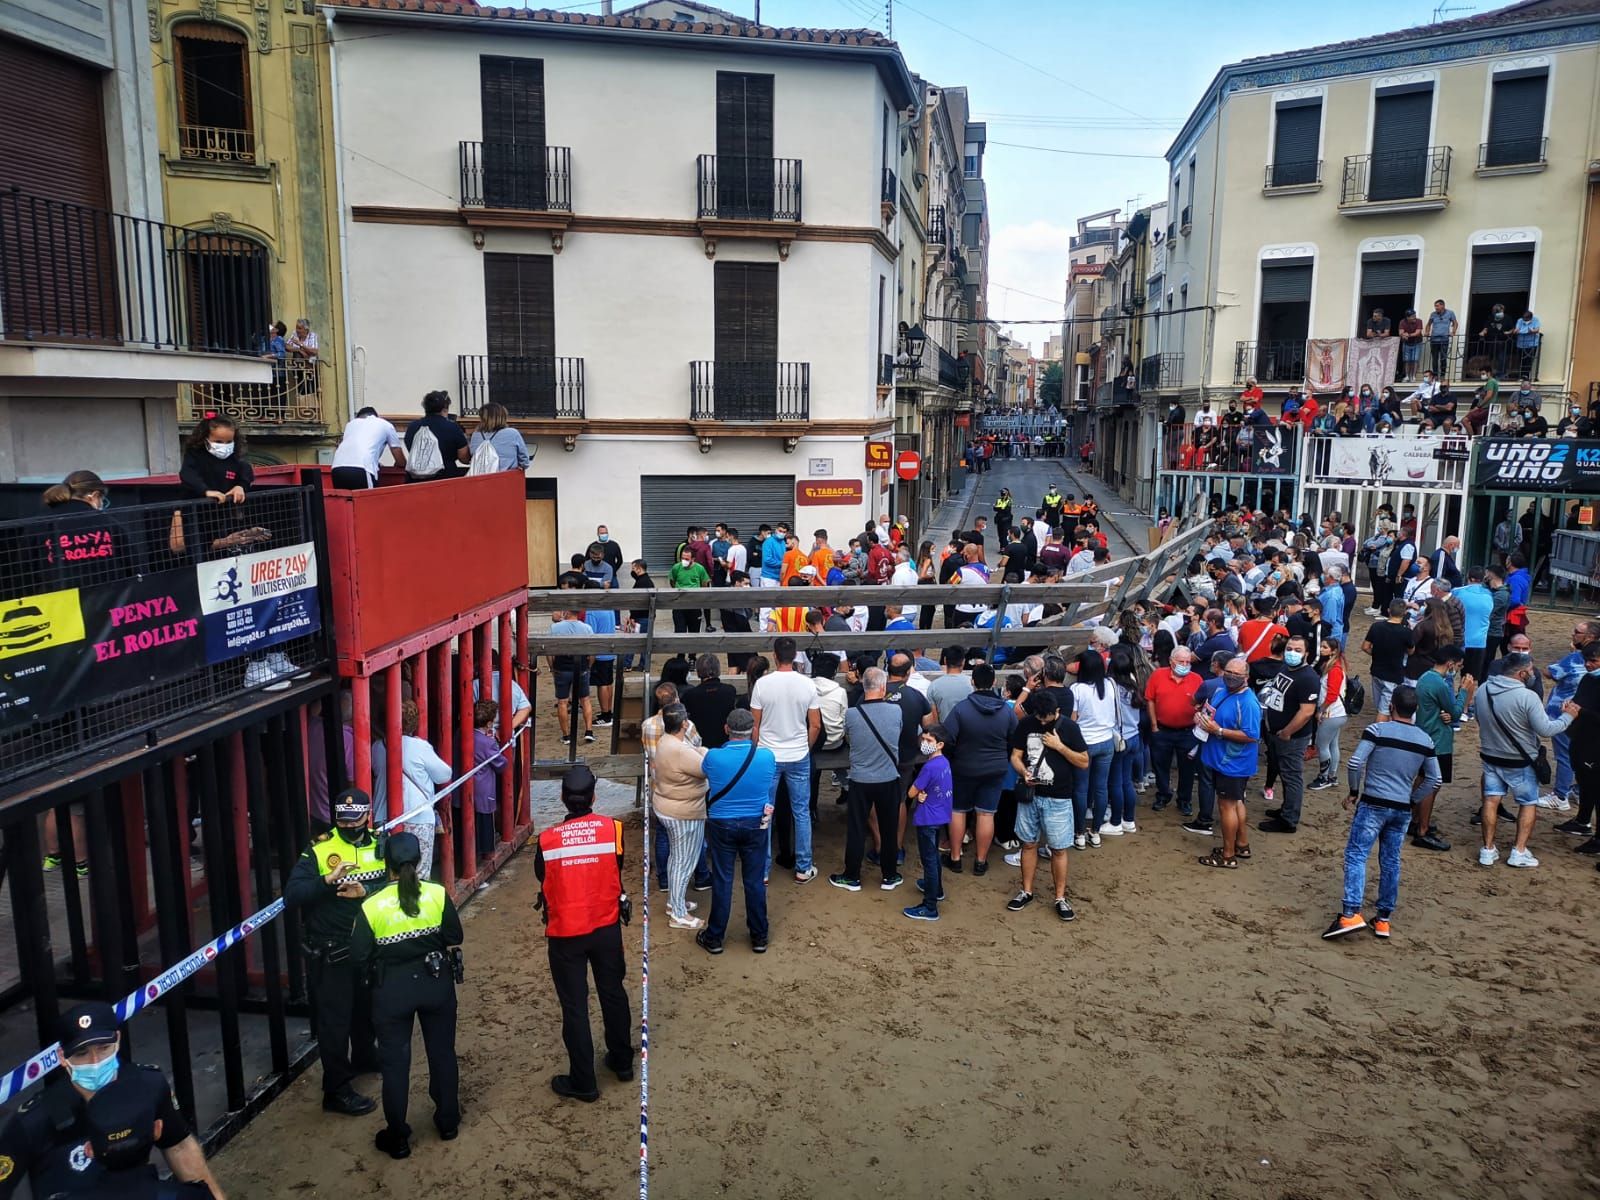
1323, 685, 1441, 941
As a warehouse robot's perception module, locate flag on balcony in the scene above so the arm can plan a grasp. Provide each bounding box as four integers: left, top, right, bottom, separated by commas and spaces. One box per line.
1349, 337, 1400, 401
1305, 339, 1348, 395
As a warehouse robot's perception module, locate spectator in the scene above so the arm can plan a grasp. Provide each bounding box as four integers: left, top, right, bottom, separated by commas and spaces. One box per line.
331, 407, 406, 488
1504, 553, 1532, 649
681, 655, 737, 750
1515, 309, 1542, 377
927, 644, 974, 722
1426, 298, 1458, 377
1068, 650, 1118, 849
1105, 645, 1147, 836
1560, 641, 1600, 852
668, 544, 710, 633
397, 700, 451, 880
582, 543, 616, 591
1397, 309, 1424, 380
1477, 654, 1577, 869
903, 724, 954, 922
286, 316, 319, 366
468, 402, 531, 472
1006, 691, 1089, 923
596, 524, 625, 575
548, 608, 595, 745
1363, 307, 1391, 339
1309, 635, 1349, 791
403, 391, 471, 482
829, 668, 903, 892
1146, 645, 1201, 817
1476, 303, 1512, 377
1256, 634, 1319, 835
653, 703, 709, 931
696, 709, 777, 955
749, 637, 822, 883
1411, 646, 1472, 852
1237, 596, 1288, 664
1455, 565, 1494, 688
468, 700, 508, 862
1195, 655, 1262, 869
260, 318, 288, 363
1539, 619, 1600, 811
180, 415, 253, 505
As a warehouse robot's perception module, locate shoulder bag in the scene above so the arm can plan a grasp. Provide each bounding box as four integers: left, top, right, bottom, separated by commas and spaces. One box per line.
854, 702, 900, 768
1481, 688, 1552, 785
705, 740, 759, 812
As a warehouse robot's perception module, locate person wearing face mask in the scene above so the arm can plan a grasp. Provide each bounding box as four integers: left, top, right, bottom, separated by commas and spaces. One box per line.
1145, 647, 1202, 818
39, 469, 147, 592
284, 787, 388, 1117
0, 1001, 226, 1199
1477, 303, 1512, 377
179, 415, 253, 504
1556, 402, 1593, 438
1257, 635, 1320, 835
1194, 656, 1262, 868
1477, 654, 1579, 868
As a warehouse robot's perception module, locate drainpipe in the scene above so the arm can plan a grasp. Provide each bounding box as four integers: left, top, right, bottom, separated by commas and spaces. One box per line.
325, 8, 358, 421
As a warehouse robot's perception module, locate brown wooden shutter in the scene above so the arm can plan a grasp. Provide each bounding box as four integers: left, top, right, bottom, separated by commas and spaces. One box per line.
713, 262, 778, 419
483, 252, 556, 416
480, 56, 546, 209
715, 73, 774, 219
173, 24, 251, 133
0, 34, 110, 207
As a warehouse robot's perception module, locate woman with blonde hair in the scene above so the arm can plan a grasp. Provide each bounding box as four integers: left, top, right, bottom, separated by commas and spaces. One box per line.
468, 401, 531, 472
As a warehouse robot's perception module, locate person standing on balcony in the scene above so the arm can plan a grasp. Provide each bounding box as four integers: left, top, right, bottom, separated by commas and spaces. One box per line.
1397, 309, 1424, 381
1515, 309, 1542, 378
1363, 308, 1391, 340
286, 317, 319, 366
1426, 299, 1458, 379
468, 402, 531, 473
1477, 304, 1512, 378
332, 407, 406, 488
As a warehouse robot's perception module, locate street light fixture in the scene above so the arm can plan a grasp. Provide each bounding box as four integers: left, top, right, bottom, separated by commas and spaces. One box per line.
894, 321, 927, 374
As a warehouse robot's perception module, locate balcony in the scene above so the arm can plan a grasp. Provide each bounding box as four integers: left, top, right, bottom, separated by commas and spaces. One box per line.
928, 204, 951, 255
937, 346, 963, 389
181, 362, 330, 434
1263, 159, 1323, 192
458, 354, 585, 419
881, 166, 897, 221
695, 155, 802, 222
690, 360, 809, 421
1069, 227, 1117, 251
1180, 205, 1192, 234
1478, 137, 1548, 174
1139, 352, 1183, 390
1233, 340, 1307, 385
459, 141, 573, 212
177, 123, 257, 165
1339, 146, 1451, 213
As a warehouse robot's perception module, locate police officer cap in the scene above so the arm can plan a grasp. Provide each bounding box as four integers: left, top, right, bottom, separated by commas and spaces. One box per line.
332, 787, 372, 822
60, 1001, 119, 1057
561, 764, 596, 810
385, 831, 423, 868
84, 1074, 157, 1171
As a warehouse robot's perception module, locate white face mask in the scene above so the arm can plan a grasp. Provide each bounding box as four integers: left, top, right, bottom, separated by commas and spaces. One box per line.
1170, 663, 1191, 678
207, 441, 235, 459
919, 740, 938, 756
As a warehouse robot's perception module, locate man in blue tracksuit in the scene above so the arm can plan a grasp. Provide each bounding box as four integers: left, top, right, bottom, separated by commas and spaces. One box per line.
760, 523, 789, 588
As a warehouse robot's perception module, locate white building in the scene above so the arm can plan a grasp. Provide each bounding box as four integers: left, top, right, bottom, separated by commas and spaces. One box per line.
323, 0, 919, 581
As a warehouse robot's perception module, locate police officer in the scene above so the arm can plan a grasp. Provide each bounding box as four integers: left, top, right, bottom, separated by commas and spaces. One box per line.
284, 787, 387, 1116
350, 832, 462, 1160
78, 1071, 216, 1198
993, 487, 1014, 541
0, 1003, 224, 1199
535, 765, 634, 1103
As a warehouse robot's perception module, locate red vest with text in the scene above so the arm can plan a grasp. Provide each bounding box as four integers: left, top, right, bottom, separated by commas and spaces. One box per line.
539, 814, 623, 938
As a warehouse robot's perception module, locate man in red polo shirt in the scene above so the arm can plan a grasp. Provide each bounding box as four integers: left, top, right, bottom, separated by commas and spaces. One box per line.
1145, 645, 1203, 817
1237, 595, 1289, 664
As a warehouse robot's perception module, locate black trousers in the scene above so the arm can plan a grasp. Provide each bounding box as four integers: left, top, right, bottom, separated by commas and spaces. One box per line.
548, 923, 632, 1094
372, 966, 459, 1136
308, 954, 375, 1095
672, 609, 702, 633
844, 778, 901, 882
329, 466, 373, 490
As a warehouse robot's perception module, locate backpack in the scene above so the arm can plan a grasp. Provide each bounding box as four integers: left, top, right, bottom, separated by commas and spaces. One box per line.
467, 434, 500, 476
407, 423, 445, 478
1342, 673, 1366, 716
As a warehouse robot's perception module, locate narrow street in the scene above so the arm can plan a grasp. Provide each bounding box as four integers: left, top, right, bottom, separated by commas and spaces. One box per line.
958, 453, 1147, 559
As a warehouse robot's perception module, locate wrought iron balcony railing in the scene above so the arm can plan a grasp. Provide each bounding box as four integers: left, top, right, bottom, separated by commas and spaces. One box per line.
1264, 159, 1322, 189
459, 142, 573, 212
695, 155, 801, 222
1478, 137, 1547, 170
177, 124, 257, 165
1341, 146, 1451, 205
690, 360, 809, 421
457, 354, 585, 418
182, 361, 329, 430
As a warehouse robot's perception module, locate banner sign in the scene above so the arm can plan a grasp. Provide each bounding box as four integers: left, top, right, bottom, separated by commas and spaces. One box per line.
796, 480, 864, 506
1320, 437, 1444, 486
865, 441, 893, 471
1349, 337, 1400, 400
197, 542, 320, 662
1244, 426, 1296, 475
1305, 339, 1348, 395
1476, 439, 1600, 493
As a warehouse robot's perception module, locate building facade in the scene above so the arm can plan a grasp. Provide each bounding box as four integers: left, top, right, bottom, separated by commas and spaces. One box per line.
323, 0, 919, 580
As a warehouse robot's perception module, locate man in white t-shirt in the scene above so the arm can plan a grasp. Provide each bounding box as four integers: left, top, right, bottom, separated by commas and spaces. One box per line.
890, 545, 919, 588
749, 637, 822, 882
725, 529, 749, 579
330, 407, 405, 488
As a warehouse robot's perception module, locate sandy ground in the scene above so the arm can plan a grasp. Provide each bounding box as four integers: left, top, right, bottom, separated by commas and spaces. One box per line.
217, 617, 1600, 1199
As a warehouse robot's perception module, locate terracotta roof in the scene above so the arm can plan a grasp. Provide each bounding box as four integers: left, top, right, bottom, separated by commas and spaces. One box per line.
324, 1, 897, 48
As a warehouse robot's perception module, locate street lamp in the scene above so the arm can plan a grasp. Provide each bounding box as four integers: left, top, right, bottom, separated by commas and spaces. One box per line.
894, 321, 927, 374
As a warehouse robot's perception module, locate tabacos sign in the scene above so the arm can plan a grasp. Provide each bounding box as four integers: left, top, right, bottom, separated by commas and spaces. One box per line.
1477, 439, 1600, 492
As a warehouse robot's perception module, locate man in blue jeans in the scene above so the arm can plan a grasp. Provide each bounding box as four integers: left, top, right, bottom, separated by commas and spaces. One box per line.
696, 709, 777, 955
749, 637, 822, 883
1324, 686, 1441, 939
1540, 618, 1600, 809
1182, 651, 1235, 837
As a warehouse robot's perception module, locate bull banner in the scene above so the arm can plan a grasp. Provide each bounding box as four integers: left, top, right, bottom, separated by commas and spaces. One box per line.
1304, 339, 1348, 395
1349, 337, 1400, 398
1321, 437, 1444, 486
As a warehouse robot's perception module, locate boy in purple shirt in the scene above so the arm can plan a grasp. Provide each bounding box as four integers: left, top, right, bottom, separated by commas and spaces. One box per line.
904, 725, 954, 922
469, 700, 508, 861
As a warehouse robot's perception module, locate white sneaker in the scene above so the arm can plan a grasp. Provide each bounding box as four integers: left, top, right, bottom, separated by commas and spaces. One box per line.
1364, 607, 1382, 616
794, 866, 818, 883
1536, 793, 1572, 812
1073, 834, 1087, 850
1087, 831, 1102, 847
1121, 820, 1137, 834
269, 650, 311, 680
1097, 822, 1123, 837
669, 914, 705, 930
1506, 847, 1540, 868
243, 657, 291, 691
1003, 850, 1023, 867
1478, 846, 1499, 867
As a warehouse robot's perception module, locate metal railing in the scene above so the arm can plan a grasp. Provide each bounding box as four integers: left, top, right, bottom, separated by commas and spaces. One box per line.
177, 124, 257, 165
0, 188, 269, 353
882, 166, 897, 204
1160, 421, 1299, 474
689, 360, 810, 421
695, 155, 802, 222
1265, 159, 1322, 188
1303, 431, 1471, 490
458, 141, 573, 212
1180, 204, 1192, 230
457, 353, 585, 418
1139, 352, 1184, 389
1461, 334, 1542, 382
1479, 137, 1547, 169
1166, 221, 1177, 243
928, 204, 950, 254
1233, 340, 1308, 385
937, 345, 963, 389
182, 361, 329, 429
1341, 146, 1452, 205
1070, 227, 1117, 250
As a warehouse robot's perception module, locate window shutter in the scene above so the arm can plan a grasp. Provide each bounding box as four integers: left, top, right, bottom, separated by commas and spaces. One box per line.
1271, 102, 1320, 185
480, 57, 546, 209
0, 36, 110, 208
1485, 74, 1547, 166
1260, 262, 1313, 304
715, 73, 774, 219
1360, 255, 1418, 295
713, 262, 779, 419
483, 252, 555, 415
1369, 89, 1432, 199
1470, 248, 1534, 294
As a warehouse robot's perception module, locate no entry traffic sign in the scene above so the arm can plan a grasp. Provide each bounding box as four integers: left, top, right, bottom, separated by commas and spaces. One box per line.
895, 450, 921, 481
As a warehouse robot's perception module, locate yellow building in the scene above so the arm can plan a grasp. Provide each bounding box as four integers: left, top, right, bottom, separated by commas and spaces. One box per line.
148, 0, 345, 459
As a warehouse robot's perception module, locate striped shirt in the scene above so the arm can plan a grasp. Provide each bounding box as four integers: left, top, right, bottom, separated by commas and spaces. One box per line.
1346, 719, 1440, 806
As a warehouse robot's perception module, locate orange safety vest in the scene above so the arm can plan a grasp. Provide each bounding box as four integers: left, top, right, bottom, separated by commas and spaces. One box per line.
538, 814, 623, 938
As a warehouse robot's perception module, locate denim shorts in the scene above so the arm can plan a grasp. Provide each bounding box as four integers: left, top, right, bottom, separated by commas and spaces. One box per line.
1015, 794, 1074, 849
1482, 762, 1539, 806
554, 669, 589, 700
952, 775, 1003, 814
1373, 678, 1398, 716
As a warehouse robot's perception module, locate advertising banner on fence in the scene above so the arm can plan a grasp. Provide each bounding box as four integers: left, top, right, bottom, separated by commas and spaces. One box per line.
196, 542, 320, 662
1475, 439, 1600, 493
1248, 426, 1296, 475
1321, 437, 1444, 486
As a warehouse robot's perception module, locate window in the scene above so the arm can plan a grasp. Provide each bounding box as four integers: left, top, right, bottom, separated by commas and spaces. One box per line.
184, 233, 270, 354
1270, 99, 1321, 186
1466, 244, 1536, 375
1359, 253, 1418, 334
712, 262, 780, 419
1483, 70, 1548, 167
173, 23, 254, 164
715, 72, 775, 219
1368, 86, 1433, 200
480, 56, 547, 209
1255, 257, 1312, 381
483, 252, 557, 416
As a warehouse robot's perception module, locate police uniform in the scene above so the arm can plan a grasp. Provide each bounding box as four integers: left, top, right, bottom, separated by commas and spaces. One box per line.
350, 832, 462, 1158
0, 1005, 199, 1200
283, 789, 388, 1114
992, 490, 1013, 540
535, 766, 633, 1102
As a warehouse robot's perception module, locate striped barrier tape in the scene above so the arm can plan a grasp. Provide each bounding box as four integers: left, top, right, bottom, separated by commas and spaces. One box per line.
639, 765, 653, 1200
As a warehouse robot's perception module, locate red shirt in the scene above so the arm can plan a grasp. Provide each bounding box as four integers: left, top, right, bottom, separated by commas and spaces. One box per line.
1145, 668, 1202, 729
1237, 619, 1288, 662
866, 543, 894, 584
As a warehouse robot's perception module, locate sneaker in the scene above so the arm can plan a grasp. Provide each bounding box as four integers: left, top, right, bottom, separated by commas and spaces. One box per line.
751, 938, 768, 954
1037, 845, 1051, 859
1554, 819, 1592, 837
972, 859, 989, 876
1309, 774, 1336, 791
902, 905, 940, 922
1087, 831, 1102, 848
1478, 846, 1500, 867
999, 839, 1021, 851
1073, 834, 1087, 850
1262, 787, 1275, 804
1321, 913, 1367, 940
1536, 793, 1572, 812
913, 878, 946, 902
694, 931, 724, 955
1177, 802, 1194, 818
1574, 838, 1600, 856
42, 854, 60, 872
1006, 890, 1034, 912
668, 914, 705, 931
74, 861, 89, 879
1364, 606, 1382, 616
690, 878, 712, 892
1371, 917, 1392, 940
828, 873, 861, 892
1151, 798, 1170, 814
593, 714, 614, 728
1097, 822, 1123, 838
794, 866, 817, 883
1264, 807, 1283, 820
1458, 713, 1473, 723
1506, 847, 1540, 868
1412, 830, 1451, 852
1257, 816, 1298, 834
270, 650, 311, 680
880, 875, 905, 891
1181, 819, 1214, 836
943, 854, 963, 874
1121, 820, 1137, 834
1003, 850, 1023, 867
243, 657, 292, 692
583, 732, 596, 744
1054, 898, 1076, 922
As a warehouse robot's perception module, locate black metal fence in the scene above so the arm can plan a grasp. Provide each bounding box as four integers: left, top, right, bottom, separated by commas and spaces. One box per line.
1265, 159, 1322, 188
0, 188, 270, 353
458, 141, 573, 212
457, 353, 586, 418
697, 155, 802, 222
1341, 146, 1452, 204
690, 360, 810, 421
1232, 336, 1545, 385
1139, 352, 1183, 389
1479, 137, 1546, 169
1233, 340, 1307, 385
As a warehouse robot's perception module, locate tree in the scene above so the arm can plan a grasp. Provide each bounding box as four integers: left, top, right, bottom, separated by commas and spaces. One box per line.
1038, 361, 1064, 408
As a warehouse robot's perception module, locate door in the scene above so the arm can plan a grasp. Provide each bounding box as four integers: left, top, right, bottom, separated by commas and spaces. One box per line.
183, 233, 271, 354
480, 56, 546, 209
524, 496, 557, 587
639, 474, 793, 578
1358, 254, 1417, 339
1485, 73, 1547, 167
484, 252, 556, 415
1368, 89, 1431, 200
713, 262, 778, 420
1270, 100, 1321, 186
715, 72, 774, 219
1256, 261, 1312, 380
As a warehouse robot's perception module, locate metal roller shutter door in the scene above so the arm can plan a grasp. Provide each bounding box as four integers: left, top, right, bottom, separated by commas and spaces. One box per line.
1271, 102, 1321, 183
1470, 249, 1533, 294
1361, 255, 1418, 294
1260, 262, 1313, 304
640, 475, 794, 577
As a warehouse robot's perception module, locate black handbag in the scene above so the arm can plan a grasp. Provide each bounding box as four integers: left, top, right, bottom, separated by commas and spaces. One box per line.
1482, 689, 1553, 786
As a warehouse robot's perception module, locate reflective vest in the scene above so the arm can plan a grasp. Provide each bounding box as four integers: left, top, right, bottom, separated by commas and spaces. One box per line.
993, 495, 1011, 513
538, 814, 623, 938
361, 881, 448, 947
312, 833, 388, 887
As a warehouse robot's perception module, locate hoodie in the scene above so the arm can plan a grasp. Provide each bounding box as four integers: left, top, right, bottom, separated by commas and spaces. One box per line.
1476, 674, 1572, 769
942, 690, 1018, 779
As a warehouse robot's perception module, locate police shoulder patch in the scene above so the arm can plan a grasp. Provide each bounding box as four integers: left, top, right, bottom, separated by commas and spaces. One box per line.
313, 832, 333, 844
0, 1153, 14, 1180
